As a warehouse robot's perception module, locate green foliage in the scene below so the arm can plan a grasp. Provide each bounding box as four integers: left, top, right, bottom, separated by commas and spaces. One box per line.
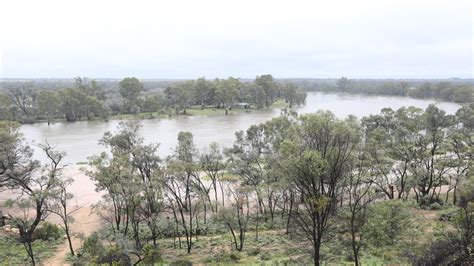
80, 232, 106, 260
362, 200, 412, 246
141, 244, 163, 264
32, 222, 62, 241
204, 250, 241, 263
0, 236, 61, 265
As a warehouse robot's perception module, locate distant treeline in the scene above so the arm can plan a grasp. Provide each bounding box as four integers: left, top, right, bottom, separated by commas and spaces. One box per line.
0, 75, 306, 124
288, 77, 474, 103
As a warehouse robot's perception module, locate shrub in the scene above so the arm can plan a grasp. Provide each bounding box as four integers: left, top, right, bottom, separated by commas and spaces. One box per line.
419, 196, 444, 209
362, 200, 412, 246
170, 258, 193, 266
205, 250, 241, 263
96, 245, 131, 265
33, 222, 62, 241
80, 232, 106, 259
429, 202, 442, 210
247, 247, 261, 256
141, 244, 163, 264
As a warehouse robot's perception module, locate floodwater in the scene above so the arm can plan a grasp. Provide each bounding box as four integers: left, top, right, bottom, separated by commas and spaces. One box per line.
20, 92, 461, 164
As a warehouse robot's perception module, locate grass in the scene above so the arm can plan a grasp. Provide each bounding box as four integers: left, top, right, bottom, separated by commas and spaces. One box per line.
108, 101, 292, 121
153, 204, 455, 265
0, 234, 62, 265
158, 229, 312, 265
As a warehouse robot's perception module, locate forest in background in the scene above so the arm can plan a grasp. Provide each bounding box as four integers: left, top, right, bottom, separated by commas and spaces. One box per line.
0, 76, 472, 124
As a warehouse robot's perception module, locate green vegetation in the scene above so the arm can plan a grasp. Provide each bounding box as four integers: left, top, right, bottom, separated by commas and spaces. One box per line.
1, 103, 472, 265
0, 74, 307, 124
0, 235, 61, 265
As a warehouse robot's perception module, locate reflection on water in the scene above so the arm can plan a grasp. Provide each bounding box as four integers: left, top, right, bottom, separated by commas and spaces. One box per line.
20, 92, 461, 164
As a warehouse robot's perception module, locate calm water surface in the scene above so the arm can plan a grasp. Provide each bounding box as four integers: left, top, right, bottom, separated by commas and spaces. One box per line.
20, 92, 461, 164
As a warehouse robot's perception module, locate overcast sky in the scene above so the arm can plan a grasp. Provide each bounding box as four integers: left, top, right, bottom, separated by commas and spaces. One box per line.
0, 0, 472, 79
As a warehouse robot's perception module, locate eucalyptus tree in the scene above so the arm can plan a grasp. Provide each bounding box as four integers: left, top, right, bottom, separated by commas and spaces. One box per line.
255, 74, 277, 107
278, 111, 360, 266
58, 88, 104, 122
226, 124, 272, 240
455, 175, 473, 257
214, 78, 241, 108
164, 81, 195, 114
446, 103, 474, 204
411, 104, 454, 204
119, 77, 143, 114
164, 131, 203, 253
48, 174, 78, 256
343, 149, 379, 266
141, 95, 161, 118
282, 83, 307, 108
6, 84, 37, 118
37, 90, 61, 125
217, 186, 250, 251
194, 77, 214, 106
0, 92, 14, 120
88, 122, 164, 249
74, 77, 106, 101
362, 107, 423, 200
1, 136, 65, 265
200, 142, 226, 211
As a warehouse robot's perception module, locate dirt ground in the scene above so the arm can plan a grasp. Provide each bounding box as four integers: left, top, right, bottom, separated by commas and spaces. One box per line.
1, 165, 103, 265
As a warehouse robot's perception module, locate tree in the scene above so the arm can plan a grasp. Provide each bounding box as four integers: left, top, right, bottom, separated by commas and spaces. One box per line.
7, 84, 37, 119
194, 77, 214, 106
58, 88, 105, 122
217, 187, 249, 251
119, 77, 143, 114
48, 172, 78, 256
255, 74, 277, 107
164, 131, 201, 253
362, 107, 423, 200
164, 81, 194, 114
0, 92, 14, 120
75, 77, 106, 101
37, 90, 61, 125
215, 78, 241, 108
282, 83, 306, 108
141, 95, 161, 118
411, 105, 454, 205
279, 111, 360, 265
200, 142, 226, 211
337, 77, 350, 92
343, 149, 378, 266
3, 140, 65, 265
446, 103, 474, 204
455, 175, 473, 257
88, 122, 164, 249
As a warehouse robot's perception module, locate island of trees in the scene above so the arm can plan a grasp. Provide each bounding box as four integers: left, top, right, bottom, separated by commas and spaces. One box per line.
0, 75, 306, 124
0, 101, 472, 265
1, 75, 473, 125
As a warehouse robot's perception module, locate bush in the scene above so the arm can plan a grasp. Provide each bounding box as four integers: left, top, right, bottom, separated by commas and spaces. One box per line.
33, 222, 62, 241
141, 244, 163, 264
247, 247, 261, 256
205, 250, 241, 263
429, 202, 442, 210
410, 236, 461, 265
439, 208, 458, 221
362, 200, 412, 246
96, 245, 131, 265
170, 258, 193, 266
80, 232, 106, 259
419, 196, 444, 209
